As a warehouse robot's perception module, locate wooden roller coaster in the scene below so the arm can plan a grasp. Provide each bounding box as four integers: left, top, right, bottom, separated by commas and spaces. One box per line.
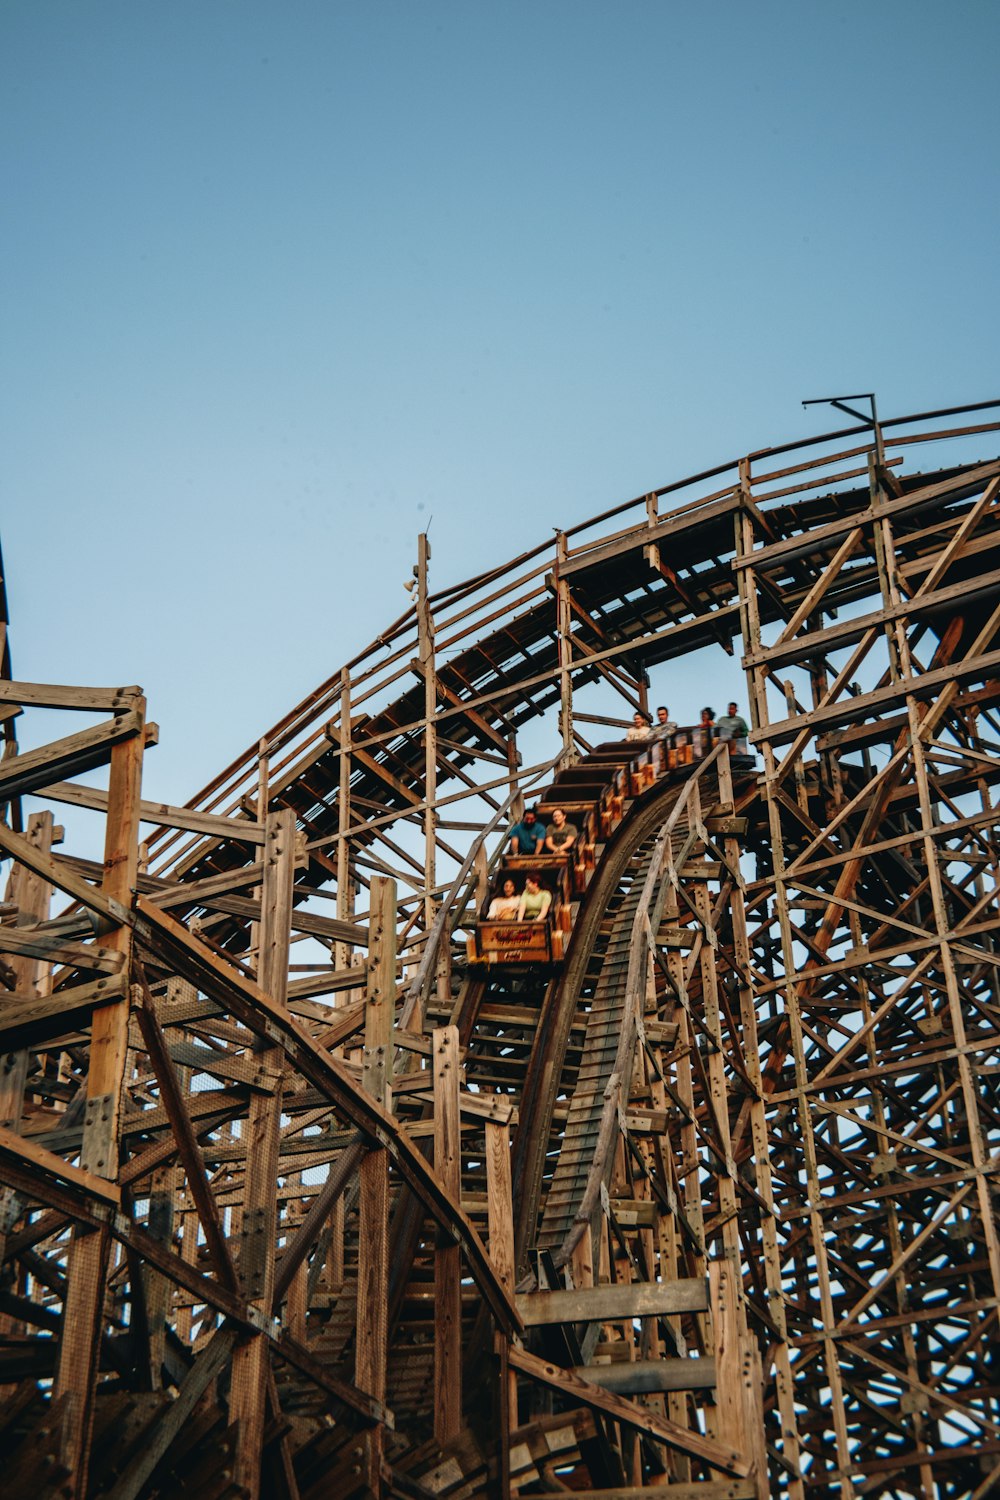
1, 398, 1000, 1499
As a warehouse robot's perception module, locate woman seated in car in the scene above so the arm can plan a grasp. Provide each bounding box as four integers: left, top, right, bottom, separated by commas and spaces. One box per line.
487, 878, 521, 920
517, 875, 552, 922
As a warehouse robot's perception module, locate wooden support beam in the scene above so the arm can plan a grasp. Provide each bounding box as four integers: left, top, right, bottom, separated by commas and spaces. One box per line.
0, 925, 125, 973
230, 807, 295, 1500
433, 1023, 462, 1444
516, 1278, 708, 1326
146, 859, 266, 909
356, 875, 396, 1498
0, 1123, 122, 1207
0, 710, 143, 800
710, 1262, 763, 1494
0, 817, 126, 929
0, 811, 54, 1138
0, 681, 141, 712
568, 1356, 717, 1394
133, 977, 240, 1292
54, 695, 145, 1498
271, 1137, 364, 1311
524, 1487, 756, 1500
37, 778, 266, 843
0, 973, 126, 1049
486, 1120, 516, 1301
335, 666, 354, 969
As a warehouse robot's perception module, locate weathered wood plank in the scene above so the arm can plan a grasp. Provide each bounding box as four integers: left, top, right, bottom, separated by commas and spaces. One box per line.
516, 1278, 708, 1326
570, 1356, 717, 1394
38, 778, 266, 843
0, 711, 143, 800
0, 927, 126, 973
0, 681, 141, 711
146, 860, 265, 909
486, 1119, 516, 1301
0, 974, 126, 1048
0, 819, 124, 928
0, 1122, 121, 1206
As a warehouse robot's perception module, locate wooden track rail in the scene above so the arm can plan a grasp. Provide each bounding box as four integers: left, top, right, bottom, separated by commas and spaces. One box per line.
1, 400, 1000, 1497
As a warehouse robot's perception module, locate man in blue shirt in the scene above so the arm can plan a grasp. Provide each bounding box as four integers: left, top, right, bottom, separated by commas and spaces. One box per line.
508, 806, 546, 856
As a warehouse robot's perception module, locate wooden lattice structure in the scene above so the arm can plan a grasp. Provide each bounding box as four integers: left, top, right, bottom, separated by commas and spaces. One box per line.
1, 398, 999, 1499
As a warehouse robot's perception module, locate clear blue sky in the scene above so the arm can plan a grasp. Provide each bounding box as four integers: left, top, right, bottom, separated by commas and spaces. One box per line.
3, 2, 998, 806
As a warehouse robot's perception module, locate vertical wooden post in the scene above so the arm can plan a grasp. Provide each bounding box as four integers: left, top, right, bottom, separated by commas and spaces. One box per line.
716, 751, 801, 1496
868, 450, 907, 684
356, 875, 396, 1496
231, 807, 295, 1500
642, 492, 660, 571
710, 1262, 763, 1494
169, 977, 198, 1349
691, 785, 739, 1267
709, 1260, 745, 1454
486, 1117, 518, 1461
485, 1120, 515, 1303
434, 1024, 462, 1445
907, 703, 1000, 1300
364, 874, 396, 1098
285, 1178, 309, 1342
0, 811, 54, 1354
555, 532, 575, 766
745, 487, 858, 1497
494, 1332, 513, 1500
142, 1160, 175, 1388
416, 534, 449, 1007
0, 810, 54, 1136
336, 667, 354, 976
55, 703, 144, 1497
507, 733, 522, 822
417, 535, 436, 932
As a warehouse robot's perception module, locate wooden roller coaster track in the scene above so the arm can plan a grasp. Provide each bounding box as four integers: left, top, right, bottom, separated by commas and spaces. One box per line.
1, 398, 1000, 1498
